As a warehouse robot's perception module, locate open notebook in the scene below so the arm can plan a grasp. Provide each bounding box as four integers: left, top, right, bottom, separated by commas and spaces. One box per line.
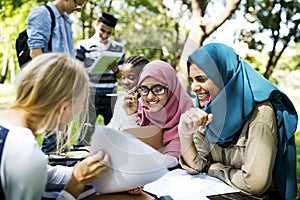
143, 169, 239, 200
89, 125, 177, 194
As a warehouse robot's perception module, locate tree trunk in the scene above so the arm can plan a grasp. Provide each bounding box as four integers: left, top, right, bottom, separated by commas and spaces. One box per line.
264, 18, 300, 79
177, 0, 242, 91
177, 0, 204, 91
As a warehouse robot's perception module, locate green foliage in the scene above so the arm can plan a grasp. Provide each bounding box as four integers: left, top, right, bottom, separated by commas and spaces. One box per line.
0, 1, 44, 79
241, 0, 300, 78
118, 0, 182, 64
120, 27, 184, 66
243, 0, 300, 48
0, 0, 181, 69
278, 43, 300, 71
1, 0, 299, 82
74, 0, 107, 39
70, 0, 181, 66
0, 0, 48, 19
124, 0, 162, 13
73, 0, 181, 64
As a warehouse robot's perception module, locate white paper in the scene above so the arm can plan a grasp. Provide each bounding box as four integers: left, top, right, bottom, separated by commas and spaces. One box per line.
143, 169, 239, 200
90, 125, 178, 194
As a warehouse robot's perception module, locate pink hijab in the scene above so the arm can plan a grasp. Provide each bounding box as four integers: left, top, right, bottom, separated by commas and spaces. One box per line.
137, 60, 193, 158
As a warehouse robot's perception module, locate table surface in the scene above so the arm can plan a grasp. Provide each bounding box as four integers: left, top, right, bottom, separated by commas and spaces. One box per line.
82, 191, 155, 200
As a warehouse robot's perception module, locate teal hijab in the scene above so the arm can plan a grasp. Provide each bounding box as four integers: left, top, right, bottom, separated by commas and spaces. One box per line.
188, 43, 298, 199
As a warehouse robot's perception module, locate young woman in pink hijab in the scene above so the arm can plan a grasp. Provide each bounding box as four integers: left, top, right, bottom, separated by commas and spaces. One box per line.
123, 60, 194, 159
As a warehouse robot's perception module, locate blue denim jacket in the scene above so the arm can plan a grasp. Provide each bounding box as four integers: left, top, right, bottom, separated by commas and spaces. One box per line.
27, 2, 75, 57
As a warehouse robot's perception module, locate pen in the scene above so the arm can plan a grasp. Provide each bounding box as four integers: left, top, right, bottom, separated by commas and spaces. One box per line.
105, 93, 126, 97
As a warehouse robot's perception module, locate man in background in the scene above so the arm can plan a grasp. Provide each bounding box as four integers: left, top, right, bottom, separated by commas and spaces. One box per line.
76, 12, 125, 146
28, 0, 87, 58
27, 0, 88, 153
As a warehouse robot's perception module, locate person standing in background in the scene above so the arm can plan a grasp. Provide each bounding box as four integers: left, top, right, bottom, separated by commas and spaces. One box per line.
27, 0, 87, 58
76, 12, 125, 146
27, 0, 89, 154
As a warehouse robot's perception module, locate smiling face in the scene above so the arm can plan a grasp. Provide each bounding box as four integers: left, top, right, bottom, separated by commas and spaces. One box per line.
139, 77, 168, 112
121, 63, 140, 91
189, 64, 220, 108
94, 22, 114, 44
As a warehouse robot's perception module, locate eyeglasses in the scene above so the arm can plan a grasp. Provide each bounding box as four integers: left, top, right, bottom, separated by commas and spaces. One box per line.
137, 85, 168, 96
73, 0, 83, 9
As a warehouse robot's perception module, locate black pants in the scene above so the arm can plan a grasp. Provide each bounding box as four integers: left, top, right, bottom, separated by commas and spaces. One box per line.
42, 92, 117, 153
78, 92, 117, 146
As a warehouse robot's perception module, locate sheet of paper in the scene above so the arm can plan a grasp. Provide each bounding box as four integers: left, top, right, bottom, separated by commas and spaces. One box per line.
88, 51, 123, 74
143, 169, 239, 200
90, 125, 178, 194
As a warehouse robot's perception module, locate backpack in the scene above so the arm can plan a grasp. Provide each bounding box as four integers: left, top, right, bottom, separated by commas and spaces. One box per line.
15, 5, 55, 68
0, 126, 9, 199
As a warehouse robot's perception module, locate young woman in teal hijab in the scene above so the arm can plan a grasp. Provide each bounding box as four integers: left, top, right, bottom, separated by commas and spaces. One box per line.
178, 43, 298, 199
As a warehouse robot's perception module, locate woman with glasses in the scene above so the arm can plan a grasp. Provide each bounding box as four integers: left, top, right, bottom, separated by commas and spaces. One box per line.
123, 60, 194, 159
178, 43, 298, 199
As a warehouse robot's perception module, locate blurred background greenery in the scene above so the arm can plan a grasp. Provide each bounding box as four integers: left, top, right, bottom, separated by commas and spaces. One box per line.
1, 0, 299, 198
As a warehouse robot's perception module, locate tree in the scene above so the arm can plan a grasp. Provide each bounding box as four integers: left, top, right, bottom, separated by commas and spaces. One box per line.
241, 0, 300, 79
0, 0, 180, 79
120, 0, 185, 67
0, 0, 48, 83
177, 0, 242, 90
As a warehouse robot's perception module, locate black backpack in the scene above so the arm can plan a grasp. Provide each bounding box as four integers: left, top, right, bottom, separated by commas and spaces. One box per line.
15, 5, 55, 68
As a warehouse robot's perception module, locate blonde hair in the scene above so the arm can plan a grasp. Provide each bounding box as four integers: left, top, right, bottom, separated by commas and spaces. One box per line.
12, 53, 89, 152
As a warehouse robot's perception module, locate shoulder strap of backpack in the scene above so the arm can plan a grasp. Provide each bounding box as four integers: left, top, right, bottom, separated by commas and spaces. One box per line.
0, 126, 9, 199
44, 5, 55, 51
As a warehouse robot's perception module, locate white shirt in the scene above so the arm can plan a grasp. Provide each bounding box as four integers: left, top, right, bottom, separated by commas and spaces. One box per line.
107, 95, 141, 130
76, 35, 124, 90
0, 120, 75, 200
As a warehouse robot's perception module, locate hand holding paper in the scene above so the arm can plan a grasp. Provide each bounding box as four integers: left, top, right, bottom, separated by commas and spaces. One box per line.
88, 51, 123, 74
89, 125, 177, 194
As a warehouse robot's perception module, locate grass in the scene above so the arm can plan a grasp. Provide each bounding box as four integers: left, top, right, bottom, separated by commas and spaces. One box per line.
1, 83, 300, 198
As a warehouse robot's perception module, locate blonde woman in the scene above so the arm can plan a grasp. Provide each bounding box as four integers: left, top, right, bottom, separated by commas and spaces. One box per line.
0, 53, 109, 200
